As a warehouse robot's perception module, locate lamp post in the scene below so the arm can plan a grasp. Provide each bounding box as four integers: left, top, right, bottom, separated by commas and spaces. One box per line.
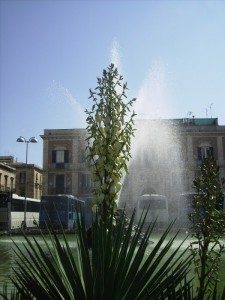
16, 136, 38, 229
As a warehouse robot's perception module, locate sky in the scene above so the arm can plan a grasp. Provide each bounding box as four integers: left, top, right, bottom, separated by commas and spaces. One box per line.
1, 0, 225, 168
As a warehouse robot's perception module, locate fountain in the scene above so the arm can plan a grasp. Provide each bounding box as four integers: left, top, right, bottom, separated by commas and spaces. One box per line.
119, 118, 185, 224
118, 62, 186, 226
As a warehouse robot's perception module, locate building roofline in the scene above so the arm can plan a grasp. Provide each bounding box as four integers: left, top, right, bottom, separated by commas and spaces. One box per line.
0, 162, 16, 172
134, 117, 219, 126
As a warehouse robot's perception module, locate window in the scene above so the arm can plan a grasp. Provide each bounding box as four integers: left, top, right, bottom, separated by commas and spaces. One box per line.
30, 201, 40, 212
0, 192, 9, 208
81, 174, 91, 187
198, 146, 213, 160
80, 174, 94, 193
139, 199, 167, 209
11, 199, 24, 212
55, 175, 65, 194
19, 172, 26, 184
52, 150, 69, 163
4, 175, 8, 190
80, 148, 87, 163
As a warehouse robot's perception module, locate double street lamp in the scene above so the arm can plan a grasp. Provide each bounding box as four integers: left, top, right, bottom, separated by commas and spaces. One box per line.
17, 136, 38, 229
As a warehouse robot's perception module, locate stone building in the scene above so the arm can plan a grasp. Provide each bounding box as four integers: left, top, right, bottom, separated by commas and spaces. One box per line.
41, 118, 225, 213
41, 129, 90, 198
0, 161, 16, 193
119, 118, 225, 218
0, 156, 43, 199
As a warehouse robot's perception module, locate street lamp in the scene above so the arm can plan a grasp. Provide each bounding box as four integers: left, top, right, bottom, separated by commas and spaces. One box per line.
16, 136, 38, 229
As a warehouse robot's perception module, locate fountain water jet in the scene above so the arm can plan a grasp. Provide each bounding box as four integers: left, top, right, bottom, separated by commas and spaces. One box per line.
119, 62, 185, 226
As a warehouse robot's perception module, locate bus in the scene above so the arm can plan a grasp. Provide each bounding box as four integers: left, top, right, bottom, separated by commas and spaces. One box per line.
39, 194, 87, 230
79, 196, 93, 229
0, 192, 40, 230
136, 194, 168, 228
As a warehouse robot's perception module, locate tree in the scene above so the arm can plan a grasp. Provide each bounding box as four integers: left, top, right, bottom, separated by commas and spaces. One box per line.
189, 156, 225, 299
85, 64, 136, 219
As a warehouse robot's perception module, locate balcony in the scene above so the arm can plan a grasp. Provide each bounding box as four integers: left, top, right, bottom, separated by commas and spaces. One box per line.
79, 186, 93, 194
0, 185, 16, 193
48, 187, 72, 195
50, 163, 70, 170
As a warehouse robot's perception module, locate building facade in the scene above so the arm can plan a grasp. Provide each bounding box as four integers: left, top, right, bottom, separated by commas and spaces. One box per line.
41, 118, 225, 214
0, 156, 43, 199
119, 118, 225, 218
41, 129, 91, 198
0, 162, 16, 193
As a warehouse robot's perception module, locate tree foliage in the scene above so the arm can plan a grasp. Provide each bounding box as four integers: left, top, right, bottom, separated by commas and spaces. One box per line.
189, 156, 225, 299
85, 64, 136, 218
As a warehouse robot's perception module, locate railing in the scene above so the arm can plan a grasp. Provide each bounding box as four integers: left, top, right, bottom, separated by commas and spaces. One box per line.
50, 163, 71, 170
48, 187, 72, 195
79, 186, 93, 194
0, 186, 15, 193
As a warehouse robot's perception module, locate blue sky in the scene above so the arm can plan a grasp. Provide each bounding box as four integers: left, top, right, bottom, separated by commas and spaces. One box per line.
1, 0, 225, 167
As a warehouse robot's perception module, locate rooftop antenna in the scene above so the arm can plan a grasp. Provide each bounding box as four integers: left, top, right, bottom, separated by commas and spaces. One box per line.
210, 103, 213, 118
187, 111, 192, 118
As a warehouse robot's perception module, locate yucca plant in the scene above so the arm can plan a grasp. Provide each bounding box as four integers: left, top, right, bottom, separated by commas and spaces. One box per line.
85, 63, 136, 219
1, 208, 194, 300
